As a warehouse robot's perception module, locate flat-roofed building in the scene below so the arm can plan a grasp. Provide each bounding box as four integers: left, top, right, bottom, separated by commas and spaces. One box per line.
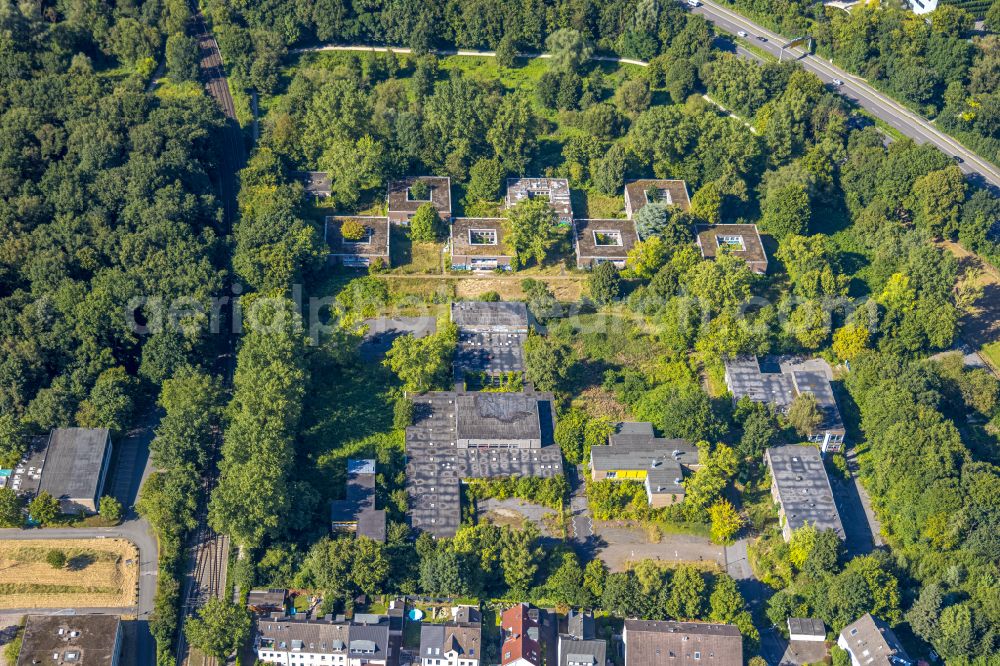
292, 171, 332, 198
247, 589, 288, 615
589, 422, 700, 507
456, 392, 547, 449
788, 618, 826, 642
766, 445, 845, 542
418, 607, 482, 666
506, 178, 573, 225
573, 218, 639, 269
837, 614, 913, 666
255, 613, 395, 666
624, 179, 692, 218
330, 459, 386, 542
451, 218, 514, 271
325, 216, 391, 268
405, 390, 562, 537
37, 428, 113, 514
623, 620, 742, 666
695, 223, 768, 274
724, 356, 845, 451
451, 301, 529, 333
16, 614, 122, 666
781, 618, 829, 666
451, 301, 528, 382
388, 176, 452, 224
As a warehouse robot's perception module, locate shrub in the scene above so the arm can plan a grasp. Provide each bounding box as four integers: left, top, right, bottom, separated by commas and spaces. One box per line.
100, 495, 124, 523
409, 203, 442, 242
341, 219, 367, 241
46, 549, 66, 569
28, 491, 60, 525
409, 180, 431, 200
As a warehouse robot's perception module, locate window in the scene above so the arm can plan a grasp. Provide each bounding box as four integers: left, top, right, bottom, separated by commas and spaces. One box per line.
593, 230, 623, 246
716, 234, 745, 250
851, 629, 859, 636
694, 652, 701, 660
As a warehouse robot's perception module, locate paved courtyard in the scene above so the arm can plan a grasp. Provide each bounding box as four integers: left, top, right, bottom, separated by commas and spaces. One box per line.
592, 521, 726, 572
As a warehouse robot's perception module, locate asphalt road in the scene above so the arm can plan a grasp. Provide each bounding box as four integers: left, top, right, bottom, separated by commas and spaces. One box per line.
691, 0, 1000, 189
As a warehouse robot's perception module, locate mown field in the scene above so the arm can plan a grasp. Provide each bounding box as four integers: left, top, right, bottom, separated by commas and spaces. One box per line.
0, 539, 138, 609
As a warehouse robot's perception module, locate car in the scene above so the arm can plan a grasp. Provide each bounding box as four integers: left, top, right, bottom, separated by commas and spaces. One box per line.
737, 30, 748, 37
831, 78, 844, 86
757, 35, 767, 41
686, 0, 701, 6
953, 155, 964, 164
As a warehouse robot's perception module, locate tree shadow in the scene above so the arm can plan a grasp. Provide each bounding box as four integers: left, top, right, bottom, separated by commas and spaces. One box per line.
67, 553, 95, 571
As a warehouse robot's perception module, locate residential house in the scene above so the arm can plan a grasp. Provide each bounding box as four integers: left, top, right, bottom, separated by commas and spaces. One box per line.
450, 218, 514, 271
255, 612, 397, 666
573, 218, 639, 269
330, 459, 386, 542
326, 216, 391, 268
837, 615, 913, 666
501, 604, 542, 666
419, 606, 482, 666
622, 620, 742, 666
765, 445, 845, 542
388, 176, 452, 225
558, 610, 607, 666
623, 179, 691, 219
506, 178, 573, 225
695, 223, 768, 274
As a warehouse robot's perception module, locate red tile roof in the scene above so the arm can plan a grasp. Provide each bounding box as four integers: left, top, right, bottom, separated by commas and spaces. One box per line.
501, 604, 541, 666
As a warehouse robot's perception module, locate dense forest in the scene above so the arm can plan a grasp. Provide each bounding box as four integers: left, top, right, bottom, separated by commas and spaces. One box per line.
721, 0, 1000, 165
0, 1, 228, 664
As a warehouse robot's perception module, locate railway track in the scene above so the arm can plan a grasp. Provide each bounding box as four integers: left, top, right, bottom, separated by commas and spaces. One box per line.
174, 10, 244, 666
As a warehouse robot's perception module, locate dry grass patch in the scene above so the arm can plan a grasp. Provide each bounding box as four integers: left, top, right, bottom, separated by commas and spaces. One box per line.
0, 539, 138, 609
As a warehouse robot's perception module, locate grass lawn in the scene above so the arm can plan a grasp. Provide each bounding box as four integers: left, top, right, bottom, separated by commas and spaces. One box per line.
389, 227, 443, 274
403, 619, 422, 649
0, 539, 138, 610
980, 341, 1000, 371
571, 190, 626, 219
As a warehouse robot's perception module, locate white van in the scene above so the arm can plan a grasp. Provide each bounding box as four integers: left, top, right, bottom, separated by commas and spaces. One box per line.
687, 0, 701, 7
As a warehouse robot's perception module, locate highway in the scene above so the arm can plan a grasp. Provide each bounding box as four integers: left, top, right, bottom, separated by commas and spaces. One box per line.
690, 0, 1000, 189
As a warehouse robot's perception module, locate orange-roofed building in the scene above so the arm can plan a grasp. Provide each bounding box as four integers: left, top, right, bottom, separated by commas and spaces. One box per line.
501, 603, 542, 666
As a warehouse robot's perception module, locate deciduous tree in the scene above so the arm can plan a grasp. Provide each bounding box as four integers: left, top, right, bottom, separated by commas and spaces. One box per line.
184, 598, 251, 661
